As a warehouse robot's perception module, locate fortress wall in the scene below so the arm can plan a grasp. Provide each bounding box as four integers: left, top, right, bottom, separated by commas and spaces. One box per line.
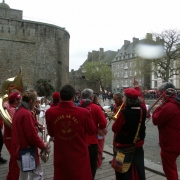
0, 8, 70, 91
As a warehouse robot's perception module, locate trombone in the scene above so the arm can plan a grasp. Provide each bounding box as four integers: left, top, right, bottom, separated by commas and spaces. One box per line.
146, 88, 177, 122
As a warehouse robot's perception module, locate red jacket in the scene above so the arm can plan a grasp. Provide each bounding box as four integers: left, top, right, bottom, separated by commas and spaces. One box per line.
0, 117, 3, 130
152, 96, 180, 152
45, 101, 96, 180
79, 100, 107, 144
11, 107, 45, 165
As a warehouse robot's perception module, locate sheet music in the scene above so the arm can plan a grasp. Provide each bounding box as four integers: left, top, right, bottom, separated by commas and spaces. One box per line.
22, 153, 36, 171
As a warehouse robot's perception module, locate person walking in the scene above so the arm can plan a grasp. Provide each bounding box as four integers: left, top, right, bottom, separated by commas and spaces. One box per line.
152, 82, 180, 180
11, 90, 50, 180
79, 88, 107, 179
3, 92, 21, 180
45, 84, 96, 180
112, 78, 147, 180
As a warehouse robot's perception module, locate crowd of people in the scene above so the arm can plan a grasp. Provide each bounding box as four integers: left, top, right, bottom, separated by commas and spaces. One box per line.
0, 78, 180, 180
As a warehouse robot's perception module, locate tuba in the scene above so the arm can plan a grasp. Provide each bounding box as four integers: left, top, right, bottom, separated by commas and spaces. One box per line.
0, 68, 23, 128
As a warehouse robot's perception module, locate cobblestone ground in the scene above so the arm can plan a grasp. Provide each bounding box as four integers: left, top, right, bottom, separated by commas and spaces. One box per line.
100, 98, 180, 171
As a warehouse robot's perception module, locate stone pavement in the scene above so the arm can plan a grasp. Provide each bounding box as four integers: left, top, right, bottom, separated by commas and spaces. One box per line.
100, 98, 180, 179
0, 144, 167, 180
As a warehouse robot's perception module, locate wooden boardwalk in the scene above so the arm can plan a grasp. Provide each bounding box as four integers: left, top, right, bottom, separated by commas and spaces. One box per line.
0, 144, 166, 180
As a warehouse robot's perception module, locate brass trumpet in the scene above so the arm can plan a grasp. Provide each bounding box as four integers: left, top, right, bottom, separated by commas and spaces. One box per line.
113, 102, 124, 120
106, 102, 124, 128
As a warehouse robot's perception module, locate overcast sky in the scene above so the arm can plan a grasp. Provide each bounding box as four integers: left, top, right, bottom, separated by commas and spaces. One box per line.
5, 0, 180, 71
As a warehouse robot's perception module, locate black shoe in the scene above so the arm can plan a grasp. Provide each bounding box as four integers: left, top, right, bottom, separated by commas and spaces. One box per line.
109, 160, 112, 164
0, 157, 7, 164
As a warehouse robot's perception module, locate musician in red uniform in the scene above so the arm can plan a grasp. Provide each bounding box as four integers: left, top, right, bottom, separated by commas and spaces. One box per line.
3, 92, 21, 180
11, 90, 50, 180
152, 82, 180, 180
79, 88, 107, 179
92, 94, 107, 168
0, 117, 7, 164
108, 92, 124, 164
50, 92, 60, 107
45, 84, 96, 180
112, 78, 147, 180
112, 92, 124, 115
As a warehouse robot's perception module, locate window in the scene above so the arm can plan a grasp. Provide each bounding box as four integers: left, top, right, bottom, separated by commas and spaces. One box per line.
130, 70, 132, 76
130, 61, 132, 67
125, 70, 128, 76
170, 61, 173, 68
130, 79, 132, 86
154, 72, 157, 79
154, 81, 157, 87
121, 71, 123, 77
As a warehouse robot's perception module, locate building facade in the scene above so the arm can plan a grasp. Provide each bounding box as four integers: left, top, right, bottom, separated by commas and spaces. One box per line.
0, 2, 70, 91
70, 48, 117, 92
111, 34, 164, 93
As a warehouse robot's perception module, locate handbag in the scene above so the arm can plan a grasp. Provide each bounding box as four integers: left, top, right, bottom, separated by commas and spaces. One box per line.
111, 108, 142, 173
19, 146, 37, 172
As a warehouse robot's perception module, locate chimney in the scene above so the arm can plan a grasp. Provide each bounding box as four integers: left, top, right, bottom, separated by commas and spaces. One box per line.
146, 33, 152, 40
133, 37, 139, 43
99, 48, 104, 59
88, 52, 92, 60
124, 40, 130, 50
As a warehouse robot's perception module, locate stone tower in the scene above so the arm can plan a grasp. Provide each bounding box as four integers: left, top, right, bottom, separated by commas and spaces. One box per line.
0, 1, 70, 91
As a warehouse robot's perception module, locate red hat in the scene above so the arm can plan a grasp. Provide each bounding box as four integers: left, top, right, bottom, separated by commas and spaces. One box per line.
52, 92, 60, 100
124, 88, 140, 99
8, 92, 21, 101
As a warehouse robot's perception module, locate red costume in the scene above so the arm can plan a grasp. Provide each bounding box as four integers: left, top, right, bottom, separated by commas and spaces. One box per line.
79, 99, 107, 178
79, 101, 107, 144
3, 103, 20, 180
112, 87, 147, 180
152, 95, 180, 180
11, 107, 45, 166
45, 101, 96, 180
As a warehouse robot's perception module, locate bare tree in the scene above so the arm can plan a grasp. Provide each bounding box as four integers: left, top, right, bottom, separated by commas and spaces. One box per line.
134, 29, 180, 82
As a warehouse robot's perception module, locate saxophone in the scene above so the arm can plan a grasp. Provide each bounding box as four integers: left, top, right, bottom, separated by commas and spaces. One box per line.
39, 110, 52, 163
